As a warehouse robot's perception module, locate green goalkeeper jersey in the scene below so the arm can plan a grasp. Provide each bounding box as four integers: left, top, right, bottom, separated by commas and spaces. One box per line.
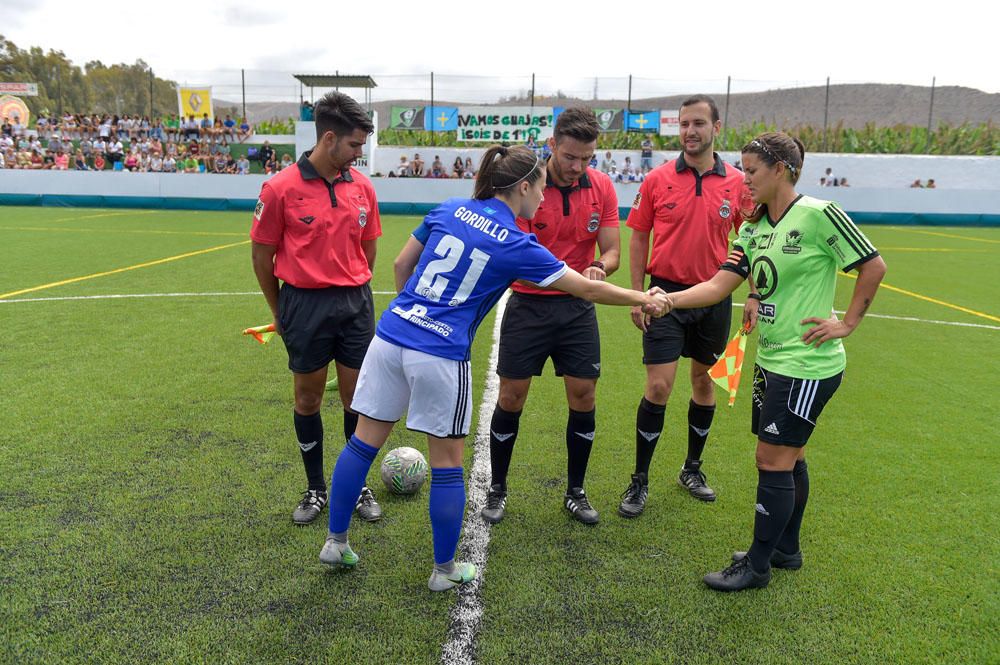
723, 195, 879, 379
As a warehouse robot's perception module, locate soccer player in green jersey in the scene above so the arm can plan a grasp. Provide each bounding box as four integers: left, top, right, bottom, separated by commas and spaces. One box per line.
667, 132, 887, 591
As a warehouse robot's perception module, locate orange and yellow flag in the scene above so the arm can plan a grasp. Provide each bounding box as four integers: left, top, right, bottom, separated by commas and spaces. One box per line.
242, 323, 276, 345
708, 323, 751, 406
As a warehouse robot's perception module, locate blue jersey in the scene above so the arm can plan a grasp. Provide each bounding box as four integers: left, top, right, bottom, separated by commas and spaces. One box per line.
376, 197, 568, 361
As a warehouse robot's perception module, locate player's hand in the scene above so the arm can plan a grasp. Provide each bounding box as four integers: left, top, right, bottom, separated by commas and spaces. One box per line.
800, 315, 852, 347
643, 290, 671, 318
743, 296, 760, 333
582, 265, 607, 281
631, 305, 651, 332
272, 316, 283, 337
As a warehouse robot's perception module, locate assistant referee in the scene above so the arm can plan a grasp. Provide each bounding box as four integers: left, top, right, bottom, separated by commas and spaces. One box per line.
250, 92, 383, 525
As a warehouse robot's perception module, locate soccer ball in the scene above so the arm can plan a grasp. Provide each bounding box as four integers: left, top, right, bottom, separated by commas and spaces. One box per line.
380, 447, 428, 495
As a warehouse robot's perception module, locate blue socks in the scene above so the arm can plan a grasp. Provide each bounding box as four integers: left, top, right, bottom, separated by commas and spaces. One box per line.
328, 435, 379, 534
429, 467, 466, 565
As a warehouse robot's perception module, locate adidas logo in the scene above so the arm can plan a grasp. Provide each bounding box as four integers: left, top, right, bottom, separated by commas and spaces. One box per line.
575, 432, 596, 441
491, 430, 515, 442
755, 503, 770, 516
638, 430, 660, 442
299, 440, 319, 452
764, 422, 780, 436
690, 425, 710, 437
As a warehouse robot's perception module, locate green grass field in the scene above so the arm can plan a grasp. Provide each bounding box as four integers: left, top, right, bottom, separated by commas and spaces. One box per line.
1, 206, 998, 664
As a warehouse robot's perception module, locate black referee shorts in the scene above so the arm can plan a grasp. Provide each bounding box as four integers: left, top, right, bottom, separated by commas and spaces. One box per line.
751, 364, 843, 447
497, 292, 601, 379
278, 282, 375, 374
642, 276, 732, 367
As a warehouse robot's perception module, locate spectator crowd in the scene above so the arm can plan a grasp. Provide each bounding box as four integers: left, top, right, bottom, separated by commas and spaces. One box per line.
0, 112, 265, 174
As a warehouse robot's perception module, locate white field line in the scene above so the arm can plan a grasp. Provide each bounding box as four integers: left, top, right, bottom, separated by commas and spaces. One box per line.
1, 291, 995, 332
0, 291, 398, 304
439, 291, 509, 665
730, 303, 999, 331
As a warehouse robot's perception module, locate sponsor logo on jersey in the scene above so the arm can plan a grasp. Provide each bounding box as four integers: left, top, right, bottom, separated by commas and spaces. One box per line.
298, 215, 315, 225
587, 212, 600, 233
719, 198, 732, 219
758, 335, 784, 350
782, 229, 803, 254
759, 302, 776, 321
632, 192, 642, 209
826, 234, 847, 261
391, 303, 455, 337
534, 222, 548, 230
358, 208, 368, 228
751, 256, 778, 299
254, 199, 264, 220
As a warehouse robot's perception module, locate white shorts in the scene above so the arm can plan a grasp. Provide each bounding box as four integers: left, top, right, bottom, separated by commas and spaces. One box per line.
352, 335, 472, 438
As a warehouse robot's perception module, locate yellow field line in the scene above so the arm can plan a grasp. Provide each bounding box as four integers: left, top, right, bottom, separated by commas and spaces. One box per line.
899, 229, 1000, 244
878, 247, 989, 252
46, 210, 162, 223
0, 240, 250, 299
4, 226, 245, 237
839, 273, 999, 323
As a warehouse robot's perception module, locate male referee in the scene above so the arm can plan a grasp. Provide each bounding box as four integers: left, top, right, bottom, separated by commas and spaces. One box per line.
619, 95, 754, 517
251, 92, 383, 524
482, 107, 620, 525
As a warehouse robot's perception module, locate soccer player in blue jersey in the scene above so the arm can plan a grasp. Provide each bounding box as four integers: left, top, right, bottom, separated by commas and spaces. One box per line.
319, 145, 671, 591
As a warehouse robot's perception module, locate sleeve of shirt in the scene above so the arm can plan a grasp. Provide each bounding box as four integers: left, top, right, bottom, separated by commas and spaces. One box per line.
411, 219, 431, 244
249, 182, 282, 245
625, 177, 653, 232
516, 236, 568, 287
599, 176, 620, 228
818, 202, 879, 272
719, 225, 751, 279
360, 180, 382, 240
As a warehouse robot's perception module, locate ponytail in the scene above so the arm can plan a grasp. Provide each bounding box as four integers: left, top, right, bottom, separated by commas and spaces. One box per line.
473, 145, 543, 200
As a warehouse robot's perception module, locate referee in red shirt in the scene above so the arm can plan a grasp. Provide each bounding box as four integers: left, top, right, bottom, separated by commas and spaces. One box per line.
619, 95, 754, 517
250, 92, 383, 525
481, 107, 620, 525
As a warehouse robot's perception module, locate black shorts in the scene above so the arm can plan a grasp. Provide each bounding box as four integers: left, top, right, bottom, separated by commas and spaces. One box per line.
497, 293, 601, 379
642, 276, 732, 366
278, 282, 375, 374
751, 365, 843, 447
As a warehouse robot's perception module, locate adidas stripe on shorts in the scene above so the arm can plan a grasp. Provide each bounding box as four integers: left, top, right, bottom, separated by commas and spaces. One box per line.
351, 335, 472, 439
751, 364, 843, 447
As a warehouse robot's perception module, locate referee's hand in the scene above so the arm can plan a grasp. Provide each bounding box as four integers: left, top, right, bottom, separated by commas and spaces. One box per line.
272, 316, 283, 337
631, 305, 651, 332
582, 265, 607, 281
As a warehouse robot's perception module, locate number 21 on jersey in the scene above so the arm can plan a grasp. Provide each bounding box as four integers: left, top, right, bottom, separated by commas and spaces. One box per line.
415, 234, 491, 306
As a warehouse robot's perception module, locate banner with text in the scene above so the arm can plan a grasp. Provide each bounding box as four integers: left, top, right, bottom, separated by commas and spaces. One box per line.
177, 87, 213, 119
456, 106, 554, 142
659, 110, 680, 136
0, 83, 39, 96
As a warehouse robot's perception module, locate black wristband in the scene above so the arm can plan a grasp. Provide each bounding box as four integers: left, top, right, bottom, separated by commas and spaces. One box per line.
746, 293, 762, 301
590, 261, 605, 271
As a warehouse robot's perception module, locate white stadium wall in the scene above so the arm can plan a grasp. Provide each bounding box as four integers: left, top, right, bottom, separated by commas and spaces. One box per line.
2, 155, 1000, 225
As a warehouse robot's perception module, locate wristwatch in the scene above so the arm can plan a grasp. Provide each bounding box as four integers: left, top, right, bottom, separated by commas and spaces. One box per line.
590, 260, 606, 271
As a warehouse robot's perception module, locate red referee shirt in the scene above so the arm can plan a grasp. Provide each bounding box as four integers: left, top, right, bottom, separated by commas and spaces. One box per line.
513, 166, 619, 296
627, 153, 750, 285
250, 151, 381, 288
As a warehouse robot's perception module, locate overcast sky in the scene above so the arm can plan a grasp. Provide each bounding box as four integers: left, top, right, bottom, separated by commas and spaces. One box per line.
3, 0, 996, 102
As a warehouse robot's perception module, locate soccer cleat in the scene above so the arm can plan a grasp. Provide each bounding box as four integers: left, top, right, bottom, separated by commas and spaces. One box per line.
732, 548, 803, 570
354, 486, 382, 522
292, 489, 328, 525
480, 484, 508, 524
678, 461, 717, 502
319, 535, 359, 568
703, 556, 771, 592
618, 472, 649, 518
428, 562, 477, 591
564, 487, 599, 524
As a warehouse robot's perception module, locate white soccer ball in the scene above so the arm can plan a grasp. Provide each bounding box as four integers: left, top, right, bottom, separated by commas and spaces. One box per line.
380, 446, 428, 495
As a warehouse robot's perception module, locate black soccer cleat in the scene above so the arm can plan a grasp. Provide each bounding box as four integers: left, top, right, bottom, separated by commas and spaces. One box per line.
564, 487, 599, 524
618, 472, 649, 518
732, 548, 803, 570
354, 486, 382, 522
481, 484, 507, 524
292, 489, 328, 525
678, 460, 716, 502
703, 556, 771, 592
